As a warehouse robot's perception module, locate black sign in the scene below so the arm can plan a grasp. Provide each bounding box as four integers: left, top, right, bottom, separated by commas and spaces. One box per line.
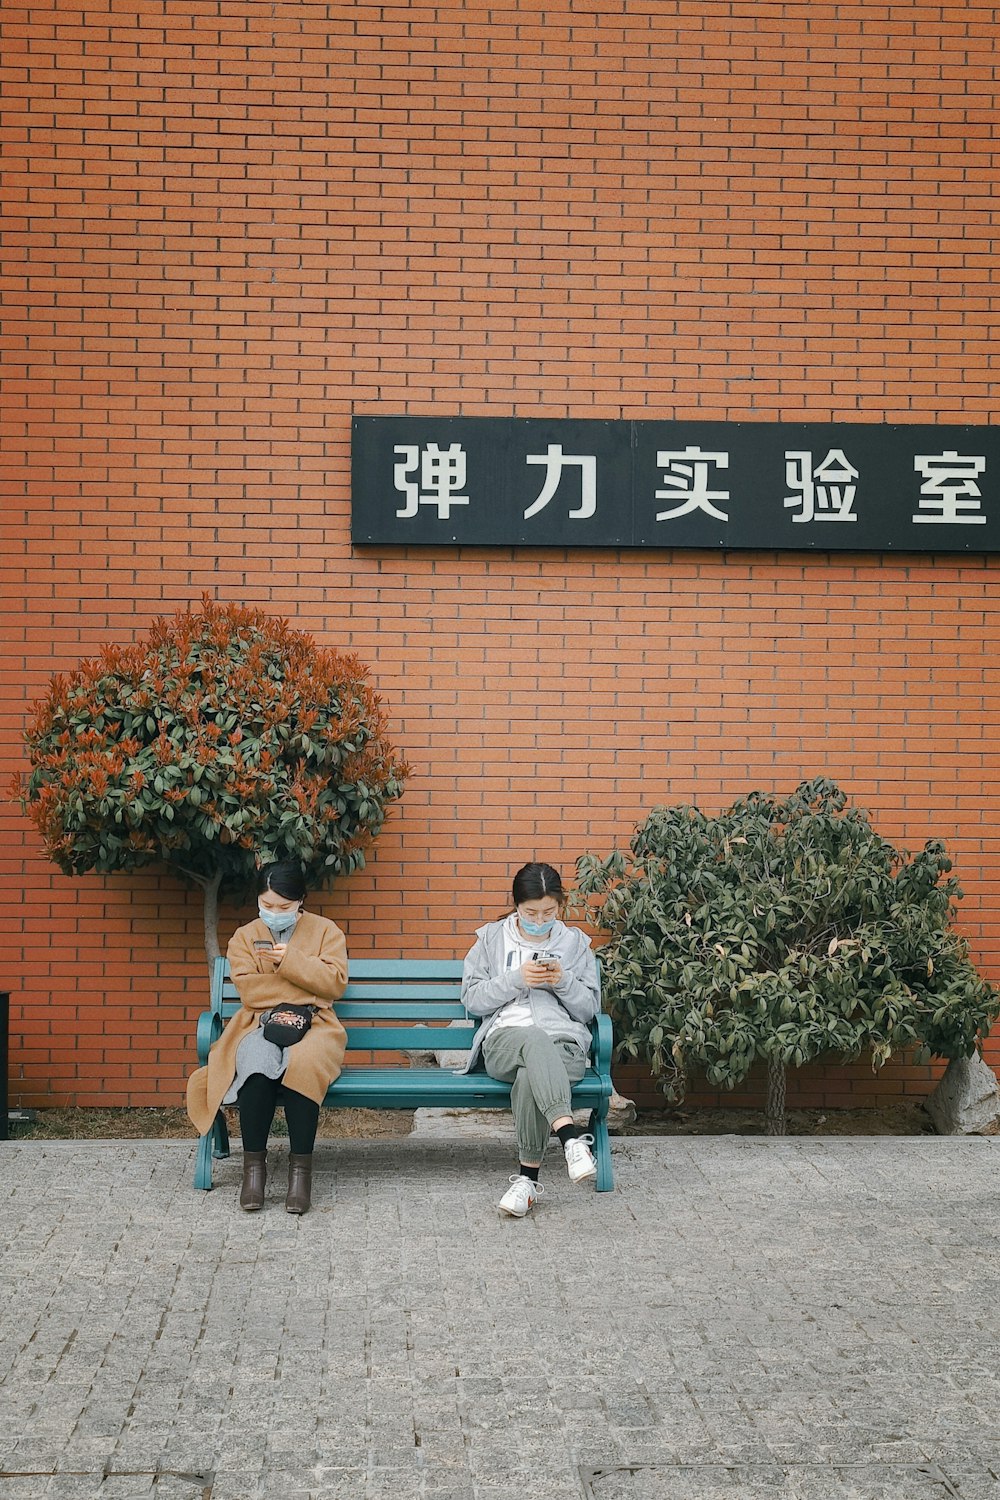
351, 416, 1000, 551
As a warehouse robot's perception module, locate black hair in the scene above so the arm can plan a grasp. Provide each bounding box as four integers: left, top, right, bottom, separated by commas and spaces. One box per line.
511, 861, 566, 906
257, 860, 307, 902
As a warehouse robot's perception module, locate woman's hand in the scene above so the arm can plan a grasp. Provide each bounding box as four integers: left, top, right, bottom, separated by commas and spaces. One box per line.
521, 958, 563, 987
269, 943, 288, 964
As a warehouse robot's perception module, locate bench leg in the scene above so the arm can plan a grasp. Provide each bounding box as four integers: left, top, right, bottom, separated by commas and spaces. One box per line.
212, 1109, 230, 1160
194, 1131, 214, 1190
588, 1107, 614, 1192
193, 1111, 230, 1191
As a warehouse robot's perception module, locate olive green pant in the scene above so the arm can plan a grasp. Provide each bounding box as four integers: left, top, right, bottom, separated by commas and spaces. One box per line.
482, 1024, 588, 1165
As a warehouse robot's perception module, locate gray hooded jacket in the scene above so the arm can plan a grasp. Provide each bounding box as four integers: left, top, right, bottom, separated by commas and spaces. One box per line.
459, 916, 600, 1074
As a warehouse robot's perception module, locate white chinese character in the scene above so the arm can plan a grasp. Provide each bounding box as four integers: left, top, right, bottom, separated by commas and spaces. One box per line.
393, 443, 470, 520
655, 447, 729, 522
523, 444, 597, 519
784, 449, 858, 523
912, 451, 986, 524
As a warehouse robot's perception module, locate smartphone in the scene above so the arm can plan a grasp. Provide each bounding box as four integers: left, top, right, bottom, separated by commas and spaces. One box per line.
253, 939, 275, 952
532, 950, 557, 966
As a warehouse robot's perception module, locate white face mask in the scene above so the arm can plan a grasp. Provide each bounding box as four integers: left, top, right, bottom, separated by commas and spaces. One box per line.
258, 904, 300, 935
518, 915, 555, 937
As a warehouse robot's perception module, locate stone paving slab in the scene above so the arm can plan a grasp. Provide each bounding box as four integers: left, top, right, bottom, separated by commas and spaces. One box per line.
1, 1135, 1000, 1499
410, 1108, 516, 1143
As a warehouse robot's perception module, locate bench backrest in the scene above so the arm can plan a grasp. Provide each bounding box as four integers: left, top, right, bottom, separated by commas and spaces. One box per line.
211, 956, 475, 1053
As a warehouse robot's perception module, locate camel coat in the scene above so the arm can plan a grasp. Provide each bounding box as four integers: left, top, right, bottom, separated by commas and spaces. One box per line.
186, 911, 348, 1135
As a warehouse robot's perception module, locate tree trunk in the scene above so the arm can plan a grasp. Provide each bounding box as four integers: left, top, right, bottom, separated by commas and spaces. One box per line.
202, 867, 223, 974
766, 1054, 787, 1135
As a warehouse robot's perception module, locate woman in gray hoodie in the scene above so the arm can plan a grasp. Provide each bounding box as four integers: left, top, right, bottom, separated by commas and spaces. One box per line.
461, 862, 601, 1217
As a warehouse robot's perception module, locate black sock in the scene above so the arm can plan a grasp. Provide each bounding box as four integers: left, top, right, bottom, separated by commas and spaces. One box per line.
519, 1164, 540, 1182
554, 1123, 579, 1149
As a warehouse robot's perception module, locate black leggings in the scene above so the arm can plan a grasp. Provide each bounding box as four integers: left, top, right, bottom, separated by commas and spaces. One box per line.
237, 1073, 320, 1154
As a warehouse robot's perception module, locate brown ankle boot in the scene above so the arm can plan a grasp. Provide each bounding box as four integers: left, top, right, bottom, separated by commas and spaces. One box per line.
240, 1150, 267, 1211
285, 1153, 313, 1215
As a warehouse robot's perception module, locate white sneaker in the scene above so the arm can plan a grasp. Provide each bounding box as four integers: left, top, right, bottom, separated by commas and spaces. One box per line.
564, 1134, 598, 1184
497, 1175, 543, 1217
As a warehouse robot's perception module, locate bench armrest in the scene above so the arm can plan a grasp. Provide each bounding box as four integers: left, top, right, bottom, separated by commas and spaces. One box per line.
196, 1008, 224, 1066
591, 1013, 613, 1078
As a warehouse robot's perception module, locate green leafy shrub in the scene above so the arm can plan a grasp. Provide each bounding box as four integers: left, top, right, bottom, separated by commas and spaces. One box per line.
575, 779, 999, 1131
15, 597, 408, 967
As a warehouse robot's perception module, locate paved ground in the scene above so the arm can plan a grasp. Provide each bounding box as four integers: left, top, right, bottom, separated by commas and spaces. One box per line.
1, 1129, 1000, 1500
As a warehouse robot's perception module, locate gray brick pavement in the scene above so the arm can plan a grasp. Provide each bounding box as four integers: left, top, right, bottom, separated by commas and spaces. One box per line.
1, 1135, 999, 1499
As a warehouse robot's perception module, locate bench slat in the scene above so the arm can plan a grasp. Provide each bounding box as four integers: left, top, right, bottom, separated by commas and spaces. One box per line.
347, 959, 465, 977
325, 1065, 605, 1110
344, 1025, 474, 1052
337, 1001, 465, 1018
213, 988, 464, 1007
343, 984, 463, 1000
207, 1004, 469, 1027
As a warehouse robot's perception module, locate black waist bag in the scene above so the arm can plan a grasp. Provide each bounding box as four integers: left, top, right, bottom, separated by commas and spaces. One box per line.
262, 1004, 315, 1047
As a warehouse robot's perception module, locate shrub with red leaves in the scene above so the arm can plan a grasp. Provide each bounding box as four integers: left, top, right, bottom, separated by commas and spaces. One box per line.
16, 597, 408, 964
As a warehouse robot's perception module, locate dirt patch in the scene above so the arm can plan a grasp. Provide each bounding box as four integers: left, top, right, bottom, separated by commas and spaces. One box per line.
622, 1102, 936, 1136
6, 1102, 940, 1140
6, 1106, 415, 1141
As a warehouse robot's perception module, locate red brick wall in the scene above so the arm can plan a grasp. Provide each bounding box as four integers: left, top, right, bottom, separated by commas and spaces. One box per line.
3, 1, 998, 1109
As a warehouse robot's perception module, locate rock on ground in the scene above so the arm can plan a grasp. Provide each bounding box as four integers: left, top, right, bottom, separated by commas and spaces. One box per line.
925, 1050, 1000, 1135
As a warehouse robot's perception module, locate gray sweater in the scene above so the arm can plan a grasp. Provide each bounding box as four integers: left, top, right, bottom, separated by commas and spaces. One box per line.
459, 917, 600, 1073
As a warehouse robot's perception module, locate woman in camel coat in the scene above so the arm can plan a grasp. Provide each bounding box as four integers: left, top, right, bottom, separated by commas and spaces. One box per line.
186, 860, 348, 1215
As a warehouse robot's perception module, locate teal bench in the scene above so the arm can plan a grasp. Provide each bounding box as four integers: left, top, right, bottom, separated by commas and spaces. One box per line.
193, 956, 614, 1192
